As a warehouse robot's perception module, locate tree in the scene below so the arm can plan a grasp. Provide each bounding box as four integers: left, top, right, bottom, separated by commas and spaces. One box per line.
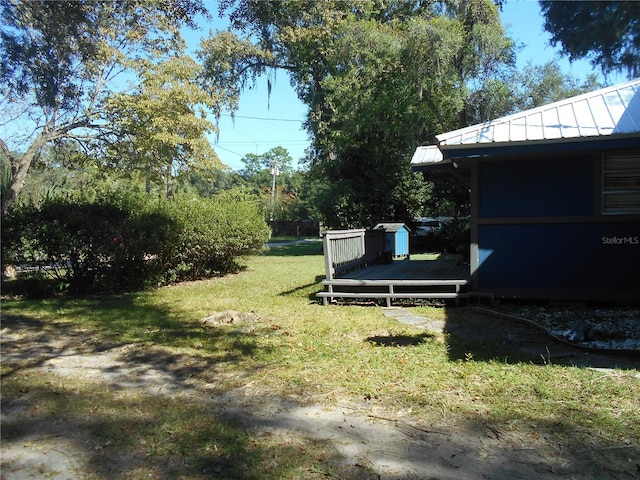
511, 60, 601, 111
187, 168, 245, 198
239, 146, 293, 180
105, 55, 222, 196
0, 0, 225, 214
206, 0, 515, 228
238, 146, 299, 221
539, 1, 640, 78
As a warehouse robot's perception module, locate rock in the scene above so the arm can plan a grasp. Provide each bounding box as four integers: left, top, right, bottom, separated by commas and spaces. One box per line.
570, 320, 596, 342
202, 310, 260, 326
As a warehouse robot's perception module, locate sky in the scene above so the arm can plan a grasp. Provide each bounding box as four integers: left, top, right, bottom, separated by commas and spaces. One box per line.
188, 1, 628, 171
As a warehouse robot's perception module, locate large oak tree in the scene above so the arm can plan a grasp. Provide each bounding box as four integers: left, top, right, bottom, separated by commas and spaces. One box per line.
202, 0, 515, 227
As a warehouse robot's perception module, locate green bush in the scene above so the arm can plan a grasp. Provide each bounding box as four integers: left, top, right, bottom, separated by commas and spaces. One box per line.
156, 195, 271, 283
2, 191, 270, 295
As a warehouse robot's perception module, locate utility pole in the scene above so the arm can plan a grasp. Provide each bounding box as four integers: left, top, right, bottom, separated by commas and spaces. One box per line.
270, 161, 279, 221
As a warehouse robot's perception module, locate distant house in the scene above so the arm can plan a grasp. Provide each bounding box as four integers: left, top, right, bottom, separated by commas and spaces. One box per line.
412, 79, 640, 302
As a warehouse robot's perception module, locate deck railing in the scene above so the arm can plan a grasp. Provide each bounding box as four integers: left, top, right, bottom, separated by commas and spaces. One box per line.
322, 229, 385, 280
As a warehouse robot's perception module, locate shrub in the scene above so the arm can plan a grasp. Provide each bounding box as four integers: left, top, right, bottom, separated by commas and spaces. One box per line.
156, 195, 271, 283
2, 191, 270, 295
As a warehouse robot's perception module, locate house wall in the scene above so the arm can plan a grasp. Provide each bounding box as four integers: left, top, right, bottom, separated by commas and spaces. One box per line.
472, 151, 640, 301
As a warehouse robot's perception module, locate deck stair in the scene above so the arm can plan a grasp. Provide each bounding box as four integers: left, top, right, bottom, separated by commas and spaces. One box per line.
317, 278, 470, 306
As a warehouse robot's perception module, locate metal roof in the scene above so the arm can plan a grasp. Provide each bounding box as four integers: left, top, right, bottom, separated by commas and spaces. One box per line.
410, 145, 443, 166
373, 223, 410, 233
436, 79, 640, 148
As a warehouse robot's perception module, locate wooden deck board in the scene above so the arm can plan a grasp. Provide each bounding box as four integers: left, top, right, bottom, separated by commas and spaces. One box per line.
340, 257, 469, 281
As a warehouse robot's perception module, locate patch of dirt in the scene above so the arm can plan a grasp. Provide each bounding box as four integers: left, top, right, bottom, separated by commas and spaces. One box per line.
2, 312, 639, 480
202, 310, 261, 326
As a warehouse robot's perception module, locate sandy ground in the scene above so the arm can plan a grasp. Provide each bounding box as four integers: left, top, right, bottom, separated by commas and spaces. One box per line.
2, 309, 639, 479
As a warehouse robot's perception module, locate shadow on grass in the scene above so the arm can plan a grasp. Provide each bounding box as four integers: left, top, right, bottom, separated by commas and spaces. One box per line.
1, 302, 354, 479
366, 332, 435, 347
442, 306, 640, 370
0, 292, 268, 387
2, 378, 368, 480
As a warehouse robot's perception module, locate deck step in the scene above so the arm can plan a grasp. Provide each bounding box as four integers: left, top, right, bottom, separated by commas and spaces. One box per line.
322, 279, 469, 286
317, 292, 471, 299
318, 278, 470, 306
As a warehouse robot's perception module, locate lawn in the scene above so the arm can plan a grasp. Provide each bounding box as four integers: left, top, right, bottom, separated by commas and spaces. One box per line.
2, 240, 639, 479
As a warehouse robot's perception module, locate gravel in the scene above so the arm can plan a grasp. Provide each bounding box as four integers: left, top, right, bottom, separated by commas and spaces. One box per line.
490, 303, 640, 352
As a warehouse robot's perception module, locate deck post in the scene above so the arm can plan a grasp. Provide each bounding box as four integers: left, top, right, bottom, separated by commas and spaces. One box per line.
322, 229, 367, 281
322, 233, 335, 281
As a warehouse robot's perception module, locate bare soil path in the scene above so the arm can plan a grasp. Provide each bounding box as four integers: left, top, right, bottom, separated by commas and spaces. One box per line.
2, 311, 639, 479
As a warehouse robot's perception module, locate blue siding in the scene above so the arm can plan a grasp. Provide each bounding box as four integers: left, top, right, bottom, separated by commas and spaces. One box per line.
379, 225, 410, 257
392, 228, 410, 256
478, 223, 640, 292
478, 156, 594, 218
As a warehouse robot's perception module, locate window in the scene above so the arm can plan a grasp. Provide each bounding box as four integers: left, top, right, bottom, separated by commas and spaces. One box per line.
602, 150, 640, 215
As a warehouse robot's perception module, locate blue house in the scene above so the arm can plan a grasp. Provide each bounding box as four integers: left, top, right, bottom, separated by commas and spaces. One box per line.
412, 79, 640, 302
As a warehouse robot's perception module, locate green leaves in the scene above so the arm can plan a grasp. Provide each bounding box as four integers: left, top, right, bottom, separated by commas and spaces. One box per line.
198, 30, 274, 117
540, 0, 640, 78
2, 190, 270, 294
209, 0, 518, 227
106, 54, 221, 187
0, 1, 216, 213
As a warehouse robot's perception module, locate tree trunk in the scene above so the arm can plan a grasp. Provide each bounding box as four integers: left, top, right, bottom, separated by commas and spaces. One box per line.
1, 132, 51, 216
166, 162, 173, 197
146, 165, 151, 194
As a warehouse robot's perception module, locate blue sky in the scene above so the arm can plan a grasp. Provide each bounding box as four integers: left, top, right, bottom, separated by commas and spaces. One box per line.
190, 1, 627, 171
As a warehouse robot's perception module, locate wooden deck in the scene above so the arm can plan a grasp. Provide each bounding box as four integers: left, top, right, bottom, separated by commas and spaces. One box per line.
341, 255, 468, 281
317, 255, 471, 306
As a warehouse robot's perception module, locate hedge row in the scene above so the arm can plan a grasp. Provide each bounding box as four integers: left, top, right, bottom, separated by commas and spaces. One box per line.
2, 191, 271, 295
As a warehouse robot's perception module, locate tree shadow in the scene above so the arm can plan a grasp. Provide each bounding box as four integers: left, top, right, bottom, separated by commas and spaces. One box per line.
2, 380, 375, 480
1, 292, 269, 389
3, 281, 638, 479
442, 306, 640, 370
1, 302, 348, 479
365, 332, 435, 347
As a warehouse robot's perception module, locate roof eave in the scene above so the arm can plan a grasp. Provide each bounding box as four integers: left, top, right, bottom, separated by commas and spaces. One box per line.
438, 132, 640, 159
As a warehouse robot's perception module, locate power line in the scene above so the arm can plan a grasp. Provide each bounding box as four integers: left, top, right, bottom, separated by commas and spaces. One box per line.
213, 144, 244, 157
220, 113, 304, 123
216, 141, 309, 145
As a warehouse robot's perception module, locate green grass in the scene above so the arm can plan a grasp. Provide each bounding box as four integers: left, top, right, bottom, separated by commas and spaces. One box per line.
2, 242, 639, 478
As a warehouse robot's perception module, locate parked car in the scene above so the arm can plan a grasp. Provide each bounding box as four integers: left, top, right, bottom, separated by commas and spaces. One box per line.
413, 217, 446, 236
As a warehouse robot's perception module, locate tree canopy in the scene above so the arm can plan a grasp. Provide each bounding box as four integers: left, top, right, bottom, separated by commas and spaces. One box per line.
204, 0, 515, 227
1, 0, 605, 229
0, 0, 229, 213
540, 0, 640, 78
105, 55, 221, 196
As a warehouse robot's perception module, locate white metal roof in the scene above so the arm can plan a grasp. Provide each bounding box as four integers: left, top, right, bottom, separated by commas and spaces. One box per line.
436, 79, 640, 148
410, 145, 443, 167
